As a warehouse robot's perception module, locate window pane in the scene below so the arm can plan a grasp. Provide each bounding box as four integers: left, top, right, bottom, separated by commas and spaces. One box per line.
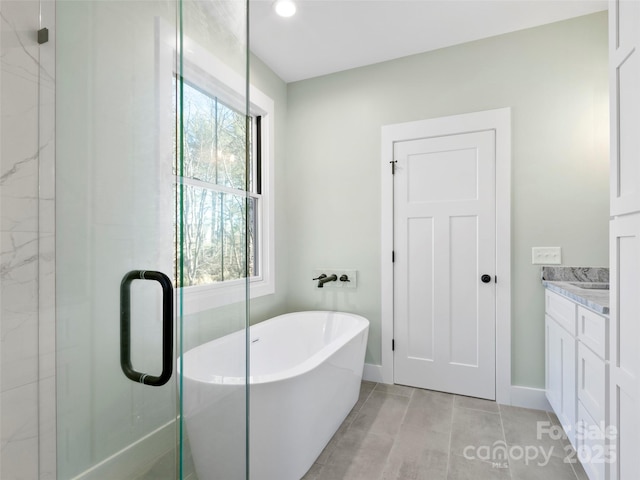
181, 80, 247, 190
181, 185, 218, 287
220, 190, 247, 282
179, 185, 250, 287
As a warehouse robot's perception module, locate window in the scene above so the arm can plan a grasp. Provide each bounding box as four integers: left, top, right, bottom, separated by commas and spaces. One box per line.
165, 33, 275, 314
177, 80, 258, 285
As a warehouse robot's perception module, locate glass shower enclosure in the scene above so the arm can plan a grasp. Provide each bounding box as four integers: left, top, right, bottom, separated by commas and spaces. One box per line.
55, 0, 250, 478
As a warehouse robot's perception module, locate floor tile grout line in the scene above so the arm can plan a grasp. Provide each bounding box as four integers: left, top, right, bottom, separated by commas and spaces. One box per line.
568, 460, 583, 480
454, 395, 501, 414
370, 391, 414, 399
379, 396, 410, 480
497, 404, 514, 480
455, 405, 501, 415
320, 380, 378, 468
444, 395, 455, 479
385, 385, 453, 479
346, 382, 378, 432
362, 382, 408, 480
396, 384, 412, 426
545, 409, 581, 479
361, 382, 376, 405
359, 383, 376, 402
372, 386, 415, 399
545, 411, 584, 480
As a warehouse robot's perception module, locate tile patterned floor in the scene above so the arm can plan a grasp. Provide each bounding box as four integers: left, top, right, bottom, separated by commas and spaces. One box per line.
137, 381, 592, 479
302, 381, 590, 480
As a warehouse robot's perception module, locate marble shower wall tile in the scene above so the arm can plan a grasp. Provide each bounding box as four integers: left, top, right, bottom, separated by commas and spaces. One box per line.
1, 0, 41, 233
1, 232, 39, 392
1, 0, 57, 477
39, 376, 56, 480
1, 382, 39, 480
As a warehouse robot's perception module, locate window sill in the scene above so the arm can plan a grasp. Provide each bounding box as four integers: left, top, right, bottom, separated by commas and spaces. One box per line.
178, 277, 274, 315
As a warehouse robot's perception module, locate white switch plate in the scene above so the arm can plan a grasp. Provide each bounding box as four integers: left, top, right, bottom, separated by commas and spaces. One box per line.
312, 269, 357, 288
531, 247, 562, 265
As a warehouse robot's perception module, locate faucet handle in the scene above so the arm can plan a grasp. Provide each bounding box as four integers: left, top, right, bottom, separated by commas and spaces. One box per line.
339, 274, 350, 282
313, 274, 327, 281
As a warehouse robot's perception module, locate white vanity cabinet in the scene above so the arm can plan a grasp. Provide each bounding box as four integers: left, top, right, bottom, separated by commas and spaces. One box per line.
545, 290, 578, 447
545, 289, 610, 480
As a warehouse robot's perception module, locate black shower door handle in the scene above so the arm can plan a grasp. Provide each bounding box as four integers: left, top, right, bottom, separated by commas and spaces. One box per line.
120, 270, 173, 387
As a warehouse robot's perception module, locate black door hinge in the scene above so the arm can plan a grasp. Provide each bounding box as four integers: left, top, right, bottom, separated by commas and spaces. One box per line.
37, 28, 49, 45
495, 275, 497, 283
392, 251, 395, 263
390, 160, 398, 174
392, 339, 395, 351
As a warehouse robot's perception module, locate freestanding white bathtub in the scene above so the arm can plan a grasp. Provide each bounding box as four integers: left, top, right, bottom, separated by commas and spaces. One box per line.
181, 311, 369, 480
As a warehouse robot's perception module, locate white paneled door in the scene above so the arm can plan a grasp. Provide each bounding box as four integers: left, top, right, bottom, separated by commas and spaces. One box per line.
393, 130, 496, 400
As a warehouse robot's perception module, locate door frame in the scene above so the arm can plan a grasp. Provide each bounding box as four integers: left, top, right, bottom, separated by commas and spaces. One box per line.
380, 107, 512, 404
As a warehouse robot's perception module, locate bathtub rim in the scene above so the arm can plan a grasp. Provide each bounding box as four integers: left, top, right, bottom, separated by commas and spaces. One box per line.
179, 310, 369, 386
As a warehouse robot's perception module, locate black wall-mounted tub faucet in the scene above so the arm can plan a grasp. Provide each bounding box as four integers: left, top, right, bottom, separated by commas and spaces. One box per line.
313, 273, 338, 288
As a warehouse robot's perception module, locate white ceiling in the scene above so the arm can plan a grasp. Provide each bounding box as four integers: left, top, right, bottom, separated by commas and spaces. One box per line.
249, 0, 607, 83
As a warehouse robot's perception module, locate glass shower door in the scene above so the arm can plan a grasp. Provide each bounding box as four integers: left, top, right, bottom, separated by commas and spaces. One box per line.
55, 0, 249, 479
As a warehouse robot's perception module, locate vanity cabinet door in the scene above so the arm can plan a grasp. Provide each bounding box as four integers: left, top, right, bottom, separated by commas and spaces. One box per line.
577, 342, 607, 427
577, 402, 607, 480
545, 315, 577, 447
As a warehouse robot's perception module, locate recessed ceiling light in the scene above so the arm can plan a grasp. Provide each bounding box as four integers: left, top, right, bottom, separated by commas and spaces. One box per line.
274, 0, 296, 18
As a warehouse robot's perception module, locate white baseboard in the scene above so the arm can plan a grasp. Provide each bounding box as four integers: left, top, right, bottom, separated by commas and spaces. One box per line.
509, 385, 552, 411
72, 420, 176, 480
363, 363, 384, 383
362, 367, 551, 413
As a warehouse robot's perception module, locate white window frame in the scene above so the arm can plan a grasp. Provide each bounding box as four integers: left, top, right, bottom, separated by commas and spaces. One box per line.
157, 19, 275, 315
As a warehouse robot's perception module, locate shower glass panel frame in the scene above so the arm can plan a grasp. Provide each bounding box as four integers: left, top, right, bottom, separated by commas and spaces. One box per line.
54, 0, 250, 478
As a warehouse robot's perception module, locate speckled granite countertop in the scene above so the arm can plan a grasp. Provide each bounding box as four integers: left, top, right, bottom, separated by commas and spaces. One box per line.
541, 266, 609, 315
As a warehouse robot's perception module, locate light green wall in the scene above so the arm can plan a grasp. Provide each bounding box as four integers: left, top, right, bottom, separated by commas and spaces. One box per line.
282, 12, 609, 388
182, 52, 290, 349
247, 54, 291, 323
